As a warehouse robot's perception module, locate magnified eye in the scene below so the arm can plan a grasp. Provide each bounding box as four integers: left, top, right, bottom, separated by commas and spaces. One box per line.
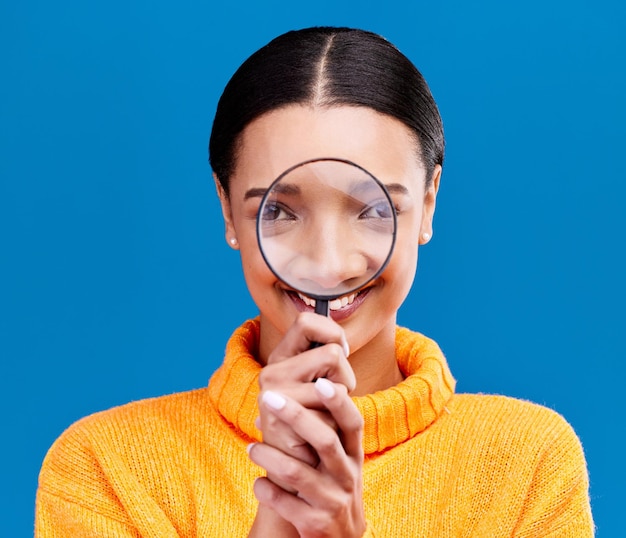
360, 200, 393, 220
261, 202, 296, 222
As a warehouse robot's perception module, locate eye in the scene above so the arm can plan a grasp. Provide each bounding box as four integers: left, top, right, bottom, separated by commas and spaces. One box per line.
260, 202, 296, 222
359, 200, 394, 220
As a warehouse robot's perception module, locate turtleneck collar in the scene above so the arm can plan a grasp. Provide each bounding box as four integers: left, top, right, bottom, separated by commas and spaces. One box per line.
208, 319, 456, 455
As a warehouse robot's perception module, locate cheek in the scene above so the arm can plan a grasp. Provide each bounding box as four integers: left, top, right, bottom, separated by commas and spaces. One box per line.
388, 238, 418, 286
232, 211, 269, 281
395, 207, 422, 252
239, 244, 272, 285
237, 234, 286, 313
384, 217, 421, 290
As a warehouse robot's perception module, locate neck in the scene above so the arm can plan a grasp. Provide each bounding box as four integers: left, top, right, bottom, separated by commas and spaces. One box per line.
348, 322, 404, 396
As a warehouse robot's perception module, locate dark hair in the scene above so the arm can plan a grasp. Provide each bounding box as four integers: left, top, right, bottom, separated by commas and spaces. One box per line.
209, 27, 444, 196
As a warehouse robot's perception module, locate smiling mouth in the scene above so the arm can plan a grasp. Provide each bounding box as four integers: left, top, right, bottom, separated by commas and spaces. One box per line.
296, 291, 360, 311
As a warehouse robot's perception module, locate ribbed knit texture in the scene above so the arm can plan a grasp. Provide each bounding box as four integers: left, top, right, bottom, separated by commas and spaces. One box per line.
36, 319, 594, 537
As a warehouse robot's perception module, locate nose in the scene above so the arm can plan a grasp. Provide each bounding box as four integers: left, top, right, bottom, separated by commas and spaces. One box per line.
292, 219, 370, 295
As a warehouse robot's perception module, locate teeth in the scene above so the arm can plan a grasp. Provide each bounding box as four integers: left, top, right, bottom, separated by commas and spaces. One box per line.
297, 292, 358, 311
297, 293, 316, 307
329, 298, 342, 310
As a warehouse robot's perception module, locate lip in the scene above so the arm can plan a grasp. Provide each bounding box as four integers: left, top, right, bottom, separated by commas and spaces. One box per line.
285, 287, 372, 322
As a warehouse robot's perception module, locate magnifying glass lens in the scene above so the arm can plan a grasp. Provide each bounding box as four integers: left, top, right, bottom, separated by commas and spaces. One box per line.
257, 159, 396, 304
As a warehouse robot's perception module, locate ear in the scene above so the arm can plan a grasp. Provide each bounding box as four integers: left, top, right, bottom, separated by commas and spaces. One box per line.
419, 164, 441, 245
213, 173, 239, 249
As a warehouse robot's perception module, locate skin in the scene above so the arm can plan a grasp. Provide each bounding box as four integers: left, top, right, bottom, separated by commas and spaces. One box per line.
214, 105, 440, 537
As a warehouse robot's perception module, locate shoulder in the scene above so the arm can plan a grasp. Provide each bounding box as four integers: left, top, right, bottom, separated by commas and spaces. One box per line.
444, 393, 588, 467
449, 393, 579, 436
443, 394, 593, 532
35, 387, 248, 531
68, 387, 213, 439
450, 393, 575, 429
437, 393, 590, 495
38, 388, 215, 484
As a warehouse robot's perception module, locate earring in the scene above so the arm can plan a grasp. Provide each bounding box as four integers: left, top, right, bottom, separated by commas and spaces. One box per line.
422, 232, 431, 242
228, 237, 238, 247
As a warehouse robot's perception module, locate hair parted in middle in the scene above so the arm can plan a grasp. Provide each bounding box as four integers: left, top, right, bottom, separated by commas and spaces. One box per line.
209, 26, 444, 196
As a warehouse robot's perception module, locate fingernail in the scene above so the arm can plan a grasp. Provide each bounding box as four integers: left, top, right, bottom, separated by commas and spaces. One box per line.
262, 390, 286, 410
315, 377, 336, 398
254, 416, 261, 429
246, 443, 255, 454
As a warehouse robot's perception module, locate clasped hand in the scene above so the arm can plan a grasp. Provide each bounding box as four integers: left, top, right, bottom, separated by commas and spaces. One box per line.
247, 313, 366, 538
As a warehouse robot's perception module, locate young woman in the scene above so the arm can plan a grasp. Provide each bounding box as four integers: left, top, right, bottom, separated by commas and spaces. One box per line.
35, 27, 594, 537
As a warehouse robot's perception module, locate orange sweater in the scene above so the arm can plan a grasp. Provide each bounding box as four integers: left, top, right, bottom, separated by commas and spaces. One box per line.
36, 319, 594, 537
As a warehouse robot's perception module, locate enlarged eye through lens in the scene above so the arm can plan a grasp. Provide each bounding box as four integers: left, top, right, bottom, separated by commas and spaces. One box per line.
260, 202, 296, 222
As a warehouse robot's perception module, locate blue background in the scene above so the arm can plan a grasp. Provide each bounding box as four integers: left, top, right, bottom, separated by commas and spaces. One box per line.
2, 1, 624, 535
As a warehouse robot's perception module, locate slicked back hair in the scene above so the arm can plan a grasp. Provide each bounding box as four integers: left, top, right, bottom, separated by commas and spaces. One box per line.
209, 27, 444, 196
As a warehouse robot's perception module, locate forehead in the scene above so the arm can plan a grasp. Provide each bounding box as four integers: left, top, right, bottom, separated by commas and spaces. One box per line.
231, 105, 425, 191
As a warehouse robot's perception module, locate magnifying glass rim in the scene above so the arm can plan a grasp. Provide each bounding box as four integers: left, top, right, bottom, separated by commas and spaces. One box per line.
256, 157, 398, 301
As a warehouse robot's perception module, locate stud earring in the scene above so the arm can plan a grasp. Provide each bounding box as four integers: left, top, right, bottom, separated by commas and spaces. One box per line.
229, 237, 238, 247
422, 232, 431, 242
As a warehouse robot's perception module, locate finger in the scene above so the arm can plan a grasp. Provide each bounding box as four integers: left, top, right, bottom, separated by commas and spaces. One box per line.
260, 344, 356, 393
253, 477, 318, 533
259, 370, 345, 409
259, 408, 320, 466
248, 441, 319, 494
267, 312, 350, 365
254, 477, 364, 538
314, 378, 364, 460
258, 402, 334, 493
260, 390, 357, 488
260, 406, 336, 448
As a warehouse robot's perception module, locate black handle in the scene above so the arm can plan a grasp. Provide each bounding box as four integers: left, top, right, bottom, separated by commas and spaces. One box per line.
310, 299, 330, 349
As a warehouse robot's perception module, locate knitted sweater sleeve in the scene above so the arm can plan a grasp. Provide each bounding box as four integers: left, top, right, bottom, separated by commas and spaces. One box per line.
36, 490, 146, 538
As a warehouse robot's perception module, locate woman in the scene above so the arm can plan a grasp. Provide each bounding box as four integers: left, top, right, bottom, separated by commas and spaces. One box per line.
35, 27, 594, 537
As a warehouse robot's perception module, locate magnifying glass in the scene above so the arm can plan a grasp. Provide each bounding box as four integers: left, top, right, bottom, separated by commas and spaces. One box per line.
257, 158, 397, 320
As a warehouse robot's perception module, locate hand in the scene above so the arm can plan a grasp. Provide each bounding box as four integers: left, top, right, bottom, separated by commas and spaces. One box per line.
248, 313, 365, 537
249, 377, 366, 538
258, 312, 355, 473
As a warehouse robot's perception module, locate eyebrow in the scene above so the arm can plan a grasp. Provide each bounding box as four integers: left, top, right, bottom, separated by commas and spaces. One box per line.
244, 183, 301, 201
384, 183, 410, 196
243, 188, 268, 200
348, 181, 410, 198
244, 182, 409, 200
